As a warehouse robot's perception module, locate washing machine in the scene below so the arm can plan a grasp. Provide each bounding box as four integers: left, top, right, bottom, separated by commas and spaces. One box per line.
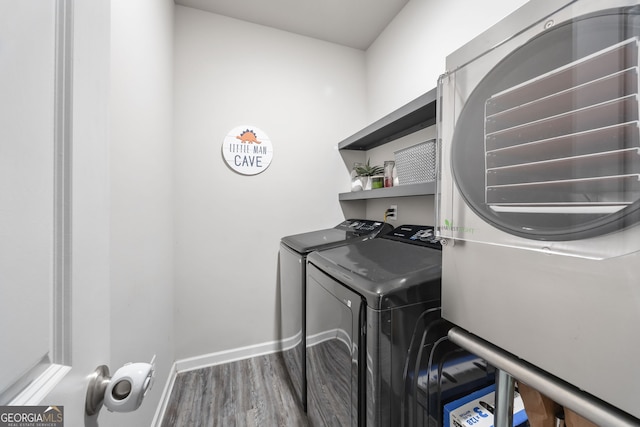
305, 225, 460, 426
279, 219, 392, 410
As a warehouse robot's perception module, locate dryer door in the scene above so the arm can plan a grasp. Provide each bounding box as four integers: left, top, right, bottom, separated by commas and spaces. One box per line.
306, 263, 364, 427
437, 0, 640, 260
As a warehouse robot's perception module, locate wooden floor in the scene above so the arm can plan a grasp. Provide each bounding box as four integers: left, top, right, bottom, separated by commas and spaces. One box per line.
160, 352, 309, 427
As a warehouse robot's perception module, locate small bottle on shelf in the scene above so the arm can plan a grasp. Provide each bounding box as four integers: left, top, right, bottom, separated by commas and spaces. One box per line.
384, 161, 395, 188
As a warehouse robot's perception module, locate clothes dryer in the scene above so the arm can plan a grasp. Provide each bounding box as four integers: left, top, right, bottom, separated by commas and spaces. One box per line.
279, 219, 392, 410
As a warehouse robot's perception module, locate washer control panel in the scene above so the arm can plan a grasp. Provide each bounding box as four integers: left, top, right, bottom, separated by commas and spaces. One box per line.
382, 225, 441, 249
336, 219, 389, 237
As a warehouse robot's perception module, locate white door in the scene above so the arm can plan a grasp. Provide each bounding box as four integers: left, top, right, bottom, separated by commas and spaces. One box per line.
0, 0, 59, 403
1, 1, 112, 425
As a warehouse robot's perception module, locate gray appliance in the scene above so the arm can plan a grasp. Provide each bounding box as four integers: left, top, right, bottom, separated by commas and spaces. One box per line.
437, 0, 640, 423
279, 219, 392, 410
305, 225, 444, 426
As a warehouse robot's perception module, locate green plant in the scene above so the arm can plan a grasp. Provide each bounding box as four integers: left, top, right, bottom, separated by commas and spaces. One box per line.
355, 159, 384, 177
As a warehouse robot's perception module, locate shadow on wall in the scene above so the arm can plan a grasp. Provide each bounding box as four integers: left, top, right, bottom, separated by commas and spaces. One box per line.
84, 413, 99, 427
274, 253, 283, 344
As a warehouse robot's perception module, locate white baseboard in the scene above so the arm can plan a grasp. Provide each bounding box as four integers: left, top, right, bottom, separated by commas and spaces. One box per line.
10, 364, 71, 406
280, 331, 301, 352
175, 339, 284, 373
152, 336, 300, 425
306, 328, 349, 348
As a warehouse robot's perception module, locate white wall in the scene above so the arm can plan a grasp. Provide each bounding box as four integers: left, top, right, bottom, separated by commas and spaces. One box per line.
170, 0, 534, 361
366, 0, 529, 121
357, 0, 530, 227
109, 0, 175, 424
173, 6, 368, 359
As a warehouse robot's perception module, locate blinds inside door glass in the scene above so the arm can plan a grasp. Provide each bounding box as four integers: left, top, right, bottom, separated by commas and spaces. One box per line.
484, 37, 640, 213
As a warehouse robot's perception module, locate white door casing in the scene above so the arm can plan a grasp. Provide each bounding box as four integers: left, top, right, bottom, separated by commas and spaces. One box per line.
44, 0, 112, 425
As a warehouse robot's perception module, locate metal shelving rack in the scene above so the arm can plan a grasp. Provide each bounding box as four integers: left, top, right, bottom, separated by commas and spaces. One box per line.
338, 88, 437, 201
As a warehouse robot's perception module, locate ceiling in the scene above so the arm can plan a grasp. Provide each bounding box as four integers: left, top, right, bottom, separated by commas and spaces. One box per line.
174, 0, 409, 50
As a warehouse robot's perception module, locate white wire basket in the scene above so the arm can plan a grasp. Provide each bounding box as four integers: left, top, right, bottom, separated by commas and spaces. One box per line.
394, 140, 436, 185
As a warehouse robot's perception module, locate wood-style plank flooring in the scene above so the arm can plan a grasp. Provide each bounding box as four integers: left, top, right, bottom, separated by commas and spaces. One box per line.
160, 352, 309, 427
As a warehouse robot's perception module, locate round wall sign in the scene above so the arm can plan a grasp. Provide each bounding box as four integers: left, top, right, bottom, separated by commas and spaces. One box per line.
222, 125, 273, 175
